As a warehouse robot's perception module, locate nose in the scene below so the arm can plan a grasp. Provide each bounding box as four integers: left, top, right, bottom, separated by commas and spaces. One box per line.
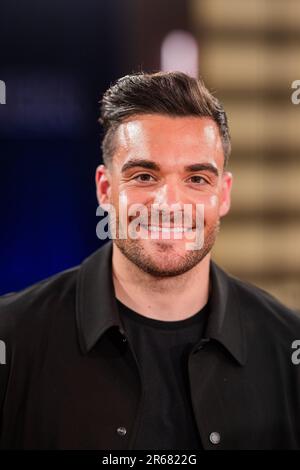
153, 181, 184, 209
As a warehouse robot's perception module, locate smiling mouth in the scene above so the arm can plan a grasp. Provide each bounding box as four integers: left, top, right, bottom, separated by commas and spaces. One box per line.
140, 224, 194, 233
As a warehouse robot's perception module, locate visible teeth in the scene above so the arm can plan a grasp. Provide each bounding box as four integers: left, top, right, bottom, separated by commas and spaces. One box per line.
141, 225, 193, 233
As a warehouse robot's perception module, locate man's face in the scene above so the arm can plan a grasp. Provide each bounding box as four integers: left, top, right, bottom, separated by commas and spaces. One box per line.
96, 114, 232, 277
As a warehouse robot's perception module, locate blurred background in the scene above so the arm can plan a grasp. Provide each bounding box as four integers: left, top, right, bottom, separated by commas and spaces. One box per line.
0, 0, 299, 309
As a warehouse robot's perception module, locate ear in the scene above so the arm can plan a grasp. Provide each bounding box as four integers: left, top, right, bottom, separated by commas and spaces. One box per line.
219, 171, 233, 218
95, 164, 112, 206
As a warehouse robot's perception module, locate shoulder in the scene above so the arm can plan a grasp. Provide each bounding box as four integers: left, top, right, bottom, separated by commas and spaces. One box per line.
0, 265, 80, 405
225, 268, 300, 334
0, 265, 79, 341
0, 243, 112, 345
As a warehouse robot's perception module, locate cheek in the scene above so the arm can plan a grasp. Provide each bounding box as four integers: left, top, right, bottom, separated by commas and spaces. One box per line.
203, 195, 220, 222
119, 186, 154, 207
208, 195, 218, 207
116, 189, 149, 218
118, 190, 128, 211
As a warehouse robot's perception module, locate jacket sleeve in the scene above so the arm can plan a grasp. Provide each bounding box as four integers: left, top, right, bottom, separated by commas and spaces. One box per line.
0, 295, 14, 441
0, 338, 9, 422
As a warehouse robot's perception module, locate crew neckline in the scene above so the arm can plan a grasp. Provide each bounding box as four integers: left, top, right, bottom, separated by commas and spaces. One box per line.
116, 297, 210, 330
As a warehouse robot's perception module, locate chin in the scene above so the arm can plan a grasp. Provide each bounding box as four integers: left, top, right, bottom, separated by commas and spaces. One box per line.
146, 241, 205, 263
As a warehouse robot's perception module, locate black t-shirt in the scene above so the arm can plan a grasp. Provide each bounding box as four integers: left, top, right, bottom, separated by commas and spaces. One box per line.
116, 298, 210, 450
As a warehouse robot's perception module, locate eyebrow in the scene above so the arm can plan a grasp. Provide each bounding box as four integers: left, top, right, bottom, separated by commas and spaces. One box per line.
121, 159, 160, 173
121, 158, 219, 177
184, 163, 219, 177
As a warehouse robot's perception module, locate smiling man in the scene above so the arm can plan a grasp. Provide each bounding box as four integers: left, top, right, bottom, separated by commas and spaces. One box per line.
96, 112, 232, 321
0, 71, 300, 450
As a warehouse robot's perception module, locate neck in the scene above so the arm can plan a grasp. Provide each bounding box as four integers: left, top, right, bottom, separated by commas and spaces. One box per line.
112, 243, 210, 321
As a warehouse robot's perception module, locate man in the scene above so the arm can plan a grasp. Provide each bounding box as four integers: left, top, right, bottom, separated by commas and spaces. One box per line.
0, 71, 300, 450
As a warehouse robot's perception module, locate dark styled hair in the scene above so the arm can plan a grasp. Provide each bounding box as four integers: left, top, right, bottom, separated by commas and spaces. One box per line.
99, 71, 231, 168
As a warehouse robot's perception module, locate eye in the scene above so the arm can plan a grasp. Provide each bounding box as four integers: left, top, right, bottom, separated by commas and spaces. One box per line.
133, 173, 156, 183
187, 175, 208, 185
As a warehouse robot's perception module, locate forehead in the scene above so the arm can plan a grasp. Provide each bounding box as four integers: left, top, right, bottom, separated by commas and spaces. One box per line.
113, 114, 224, 169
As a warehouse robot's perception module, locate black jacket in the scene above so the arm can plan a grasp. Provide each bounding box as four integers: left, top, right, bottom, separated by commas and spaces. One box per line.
0, 241, 300, 450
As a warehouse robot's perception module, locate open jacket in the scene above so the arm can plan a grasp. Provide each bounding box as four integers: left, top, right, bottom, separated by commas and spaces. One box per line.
0, 241, 300, 450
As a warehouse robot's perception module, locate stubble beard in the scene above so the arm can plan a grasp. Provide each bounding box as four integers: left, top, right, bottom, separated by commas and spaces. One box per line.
113, 219, 221, 278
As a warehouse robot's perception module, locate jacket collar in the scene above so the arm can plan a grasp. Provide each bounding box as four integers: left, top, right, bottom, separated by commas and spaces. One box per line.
76, 241, 247, 366
206, 261, 247, 366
